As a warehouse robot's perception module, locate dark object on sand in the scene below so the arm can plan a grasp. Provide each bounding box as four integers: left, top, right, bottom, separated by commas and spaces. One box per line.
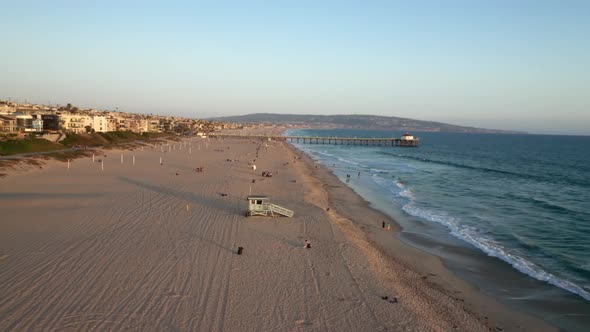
381, 296, 398, 303
382, 221, 385, 228
252, 179, 256, 183
220, 193, 228, 197
237, 246, 243, 255
326, 208, 330, 211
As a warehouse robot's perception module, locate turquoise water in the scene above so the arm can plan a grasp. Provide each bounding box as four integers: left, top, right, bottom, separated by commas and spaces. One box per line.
287, 129, 590, 306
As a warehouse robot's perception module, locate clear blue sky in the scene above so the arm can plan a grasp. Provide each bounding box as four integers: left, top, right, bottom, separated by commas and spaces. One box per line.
1, 1, 589, 134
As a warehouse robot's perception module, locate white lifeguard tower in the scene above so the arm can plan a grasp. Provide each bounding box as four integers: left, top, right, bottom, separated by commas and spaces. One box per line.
246, 195, 294, 217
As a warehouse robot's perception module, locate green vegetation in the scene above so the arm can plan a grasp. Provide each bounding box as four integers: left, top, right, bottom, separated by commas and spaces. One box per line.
0, 138, 64, 156
43, 150, 93, 162
1, 131, 175, 156
60, 133, 109, 147
61, 131, 173, 147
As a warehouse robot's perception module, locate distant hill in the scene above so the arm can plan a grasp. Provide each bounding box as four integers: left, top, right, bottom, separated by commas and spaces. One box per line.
209, 113, 526, 134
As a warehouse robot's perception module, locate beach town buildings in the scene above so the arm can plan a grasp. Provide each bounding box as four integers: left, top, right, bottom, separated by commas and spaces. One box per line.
90, 115, 107, 132
59, 114, 87, 133
160, 119, 175, 132
0, 115, 17, 133
13, 113, 44, 133
0, 102, 16, 115
106, 117, 119, 132
148, 119, 161, 132
127, 117, 149, 133
41, 114, 60, 131
0, 100, 226, 138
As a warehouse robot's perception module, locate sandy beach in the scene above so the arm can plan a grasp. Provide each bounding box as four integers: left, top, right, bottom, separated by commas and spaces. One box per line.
0, 134, 554, 331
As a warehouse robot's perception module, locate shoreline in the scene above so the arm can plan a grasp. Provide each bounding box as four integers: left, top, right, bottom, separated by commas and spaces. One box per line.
0, 133, 556, 331
283, 140, 556, 331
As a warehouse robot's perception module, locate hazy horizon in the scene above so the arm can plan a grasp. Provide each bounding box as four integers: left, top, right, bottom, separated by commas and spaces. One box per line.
1, 1, 589, 135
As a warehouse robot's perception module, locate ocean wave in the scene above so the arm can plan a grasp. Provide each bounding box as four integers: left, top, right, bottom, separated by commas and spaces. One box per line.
402, 203, 590, 302
379, 152, 587, 188
530, 196, 588, 216
309, 149, 364, 167
371, 175, 401, 193
370, 168, 392, 173
337, 157, 360, 166
370, 175, 414, 201
399, 189, 414, 199
506, 193, 587, 217
315, 150, 337, 158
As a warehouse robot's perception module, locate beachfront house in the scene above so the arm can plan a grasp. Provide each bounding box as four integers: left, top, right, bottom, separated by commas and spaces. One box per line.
0, 115, 17, 133
41, 114, 60, 131
32, 116, 44, 132
148, 120, 161, 132
14, 113, 44, 133
90, 115, 107, 133
0, 103, 16, 115
59, 114, 88, 133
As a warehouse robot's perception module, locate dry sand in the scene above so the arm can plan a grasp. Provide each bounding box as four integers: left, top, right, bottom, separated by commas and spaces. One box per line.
0, 135, 554, 331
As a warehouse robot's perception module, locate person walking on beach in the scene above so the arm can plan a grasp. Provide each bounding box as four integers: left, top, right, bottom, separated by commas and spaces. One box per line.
358, 171, 361, 177
304, 240, 311, 249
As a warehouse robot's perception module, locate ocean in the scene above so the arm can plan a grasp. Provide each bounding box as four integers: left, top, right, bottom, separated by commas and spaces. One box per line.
286, 129, 590, 331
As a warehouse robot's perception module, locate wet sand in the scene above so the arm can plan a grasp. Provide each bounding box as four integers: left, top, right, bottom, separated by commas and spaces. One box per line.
0, 135, 554, 331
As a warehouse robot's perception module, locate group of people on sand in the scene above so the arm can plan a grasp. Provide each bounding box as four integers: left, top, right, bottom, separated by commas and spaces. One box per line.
195, 166, 205, 173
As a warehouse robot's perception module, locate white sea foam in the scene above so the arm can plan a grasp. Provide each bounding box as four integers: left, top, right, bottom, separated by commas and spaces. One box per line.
370, 168, 391, 173
316, 150, 336, 158
399, 189, 414, 199
371, 175, 401, 194
297, 136, 590, 302
337, 156, 360, 166
401, 203, 590, 301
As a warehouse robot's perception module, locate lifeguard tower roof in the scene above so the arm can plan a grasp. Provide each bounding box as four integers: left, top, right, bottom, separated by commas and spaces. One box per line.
247, 195, 269, 200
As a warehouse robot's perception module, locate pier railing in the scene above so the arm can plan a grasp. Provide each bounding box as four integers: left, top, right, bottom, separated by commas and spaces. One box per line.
210, 134, 419, 147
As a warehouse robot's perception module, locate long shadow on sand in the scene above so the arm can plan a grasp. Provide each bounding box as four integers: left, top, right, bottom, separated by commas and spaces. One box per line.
0, 192, 107, 199
116, 175, 242, 217
117, 176, 239, 254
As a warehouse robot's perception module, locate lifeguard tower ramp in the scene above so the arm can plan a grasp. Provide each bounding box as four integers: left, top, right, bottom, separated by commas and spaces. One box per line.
269, 204, 294, 217
247, 195, 294, 217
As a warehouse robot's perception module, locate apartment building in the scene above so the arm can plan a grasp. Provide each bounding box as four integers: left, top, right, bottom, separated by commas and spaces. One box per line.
59, 114, 88, 133
0, 115, 17, 133
41, 114, 60, 131
90, 115, 107, 132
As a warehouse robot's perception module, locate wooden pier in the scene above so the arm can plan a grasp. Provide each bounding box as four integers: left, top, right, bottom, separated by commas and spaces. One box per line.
210, 134, 419, 147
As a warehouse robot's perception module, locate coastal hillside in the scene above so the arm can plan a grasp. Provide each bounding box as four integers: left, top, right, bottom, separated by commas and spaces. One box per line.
209, 113, 525, 134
